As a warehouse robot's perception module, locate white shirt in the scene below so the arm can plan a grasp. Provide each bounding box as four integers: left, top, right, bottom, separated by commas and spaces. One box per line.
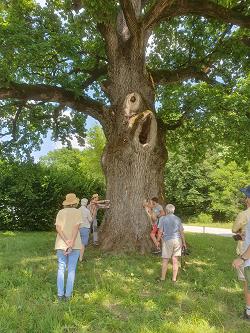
78, 206, 92, 228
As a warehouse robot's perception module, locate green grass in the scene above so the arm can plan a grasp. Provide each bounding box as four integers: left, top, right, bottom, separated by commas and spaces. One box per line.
0, 231, 249, 333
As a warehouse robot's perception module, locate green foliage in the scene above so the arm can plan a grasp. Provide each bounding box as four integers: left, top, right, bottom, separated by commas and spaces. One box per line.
0, 0, 249, 160
0, 156, 104, 231
41, 125, 106, 181
189, 213, 214, 225
0, 232, 249, 332
209, 160, 250, 220
165, 146, 250, 222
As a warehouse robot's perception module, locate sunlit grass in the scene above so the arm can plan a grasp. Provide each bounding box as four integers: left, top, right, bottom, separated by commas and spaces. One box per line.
0, 231, 249, 332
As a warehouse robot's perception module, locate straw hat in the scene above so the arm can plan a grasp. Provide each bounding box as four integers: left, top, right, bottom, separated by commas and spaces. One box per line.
63, 193, 79, 206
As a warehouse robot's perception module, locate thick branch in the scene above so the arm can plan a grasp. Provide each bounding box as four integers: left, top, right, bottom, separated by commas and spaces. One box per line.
97, 23, 119, 64
119, 0, 139, 37
0, 82, 106, 123
159, 0, 250, 29
143, 0, 175, 30
151, 65, 217, 85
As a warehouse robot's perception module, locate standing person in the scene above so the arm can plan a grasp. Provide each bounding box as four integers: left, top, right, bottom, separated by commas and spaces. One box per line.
156, 204, 186, 282
54, 193, 82, 301
232, 185, 250, 319
88, 193, 110, 246
78, 198, 92, 262
150, 197, 165, 254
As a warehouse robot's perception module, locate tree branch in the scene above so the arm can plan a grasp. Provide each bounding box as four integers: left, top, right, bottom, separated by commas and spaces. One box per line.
119, 0, 139, 37
151, 65, 218, 85
97, 23, 119, 64
159, 0, 250, 29
142, 0, 175, 30
0, 82, 107, 124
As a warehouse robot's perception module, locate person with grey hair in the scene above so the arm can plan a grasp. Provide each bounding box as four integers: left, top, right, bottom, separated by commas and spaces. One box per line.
78, 198, 93, 262
156, 204, 186, 282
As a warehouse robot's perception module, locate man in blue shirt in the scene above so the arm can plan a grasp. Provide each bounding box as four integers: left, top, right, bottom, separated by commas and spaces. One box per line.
156, 204, 186, 282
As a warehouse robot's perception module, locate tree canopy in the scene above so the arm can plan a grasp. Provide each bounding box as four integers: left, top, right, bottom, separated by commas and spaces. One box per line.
0, 0, 249, 159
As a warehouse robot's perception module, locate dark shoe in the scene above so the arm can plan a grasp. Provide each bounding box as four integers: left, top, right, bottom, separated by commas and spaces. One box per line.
57, 296, 64, 301
243, 310, 250, 320
152, 249, 161, 254
93, 242, 99, 246
64, 296, 71, 301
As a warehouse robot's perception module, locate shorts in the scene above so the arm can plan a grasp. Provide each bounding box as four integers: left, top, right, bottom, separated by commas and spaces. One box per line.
236, 262, 246, 281
79, 227, 90, 246
162, 239, 182, 259
244, 266, 250, 291
151, 223, 158, 235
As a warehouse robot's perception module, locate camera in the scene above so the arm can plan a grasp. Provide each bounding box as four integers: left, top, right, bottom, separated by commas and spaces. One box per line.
181, 247, 190, 256
232, 234, 243, 241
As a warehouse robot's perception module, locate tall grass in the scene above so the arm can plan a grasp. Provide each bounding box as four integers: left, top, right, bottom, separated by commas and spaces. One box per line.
0, 231, 249, 333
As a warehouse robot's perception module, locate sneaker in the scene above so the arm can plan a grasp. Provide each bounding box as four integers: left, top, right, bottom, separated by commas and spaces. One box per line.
64, 296, 71, 301
57, 296, 64, 302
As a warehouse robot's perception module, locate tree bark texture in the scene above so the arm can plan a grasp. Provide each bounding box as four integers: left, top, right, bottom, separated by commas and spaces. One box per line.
99, 60, 167, 252
97, 2, 168, 253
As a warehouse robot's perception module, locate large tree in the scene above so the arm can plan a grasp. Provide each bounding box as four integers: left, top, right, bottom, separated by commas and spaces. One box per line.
0, 0, 250, 251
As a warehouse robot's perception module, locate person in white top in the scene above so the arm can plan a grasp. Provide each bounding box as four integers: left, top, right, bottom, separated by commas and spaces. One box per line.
78, 198, 93, 262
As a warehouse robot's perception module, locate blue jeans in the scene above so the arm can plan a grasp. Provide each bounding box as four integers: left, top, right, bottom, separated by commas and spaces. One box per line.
56, 249, 80, 297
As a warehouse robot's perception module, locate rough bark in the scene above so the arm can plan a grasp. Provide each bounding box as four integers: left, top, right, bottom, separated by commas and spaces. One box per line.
99, 91, 167, 253
98, 30, 167, 252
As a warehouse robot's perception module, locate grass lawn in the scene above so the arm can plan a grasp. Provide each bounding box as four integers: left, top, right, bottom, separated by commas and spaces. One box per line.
0, 232, 249, 333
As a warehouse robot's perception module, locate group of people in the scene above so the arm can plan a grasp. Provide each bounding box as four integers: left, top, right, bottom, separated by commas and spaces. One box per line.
54, 193, 109, 301
54, 185, 250, 317
54, 192, 187, 300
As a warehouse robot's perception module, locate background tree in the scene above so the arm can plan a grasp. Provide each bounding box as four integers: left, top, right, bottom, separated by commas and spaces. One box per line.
0, 0, 250, 251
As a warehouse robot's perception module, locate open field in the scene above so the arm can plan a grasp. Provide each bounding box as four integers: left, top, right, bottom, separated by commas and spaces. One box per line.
0, 231, 249, 333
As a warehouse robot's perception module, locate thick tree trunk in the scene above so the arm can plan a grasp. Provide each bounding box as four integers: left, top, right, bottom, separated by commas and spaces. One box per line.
99, 130, 167, 253
98, 17, 168, 252
99, 65, 167, 252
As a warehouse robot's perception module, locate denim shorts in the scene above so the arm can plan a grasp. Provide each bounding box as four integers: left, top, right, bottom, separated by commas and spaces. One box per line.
79, 227, 90, 246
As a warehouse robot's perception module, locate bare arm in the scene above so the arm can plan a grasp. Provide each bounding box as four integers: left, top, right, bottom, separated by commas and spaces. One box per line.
157, 229, 163, 243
